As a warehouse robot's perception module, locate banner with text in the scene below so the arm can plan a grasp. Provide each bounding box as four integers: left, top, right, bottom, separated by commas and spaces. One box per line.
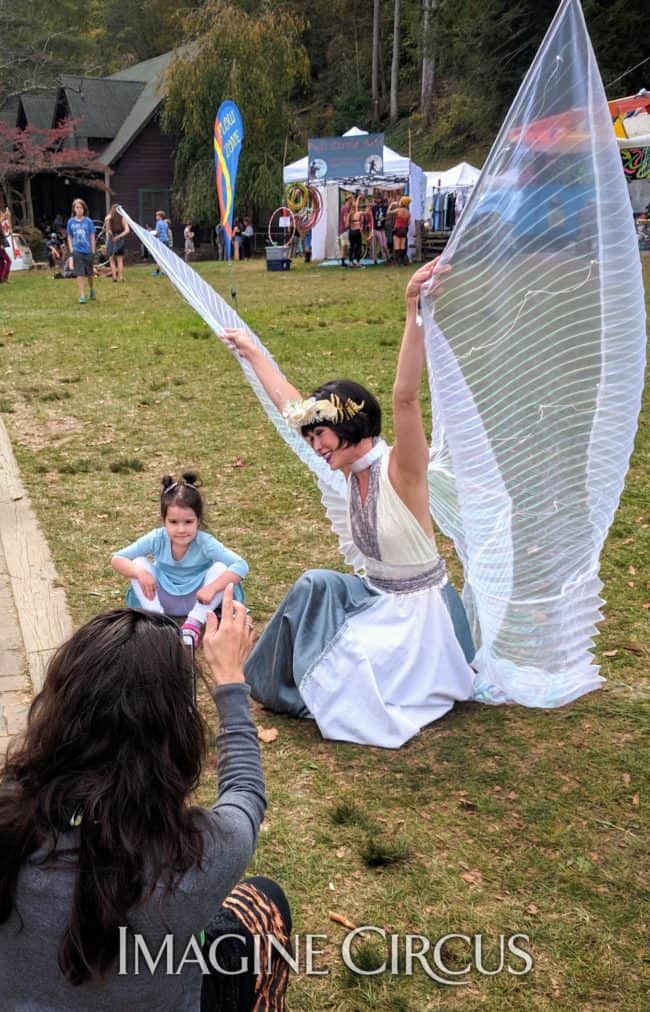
214, 100, 244, 259
307, 134, 384, 181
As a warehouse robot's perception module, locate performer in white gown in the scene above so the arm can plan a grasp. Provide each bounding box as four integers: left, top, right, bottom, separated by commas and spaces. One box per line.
116, 0, 645, 743
225, 260, 477, 748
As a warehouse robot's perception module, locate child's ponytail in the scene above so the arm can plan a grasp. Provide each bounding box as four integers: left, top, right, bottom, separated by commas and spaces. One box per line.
160, 472, 204, 522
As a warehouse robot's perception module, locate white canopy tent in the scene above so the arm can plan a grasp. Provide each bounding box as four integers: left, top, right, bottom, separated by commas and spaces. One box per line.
424, 163, 481, 230
425, 162, 481, 197
283, 127, 427, 260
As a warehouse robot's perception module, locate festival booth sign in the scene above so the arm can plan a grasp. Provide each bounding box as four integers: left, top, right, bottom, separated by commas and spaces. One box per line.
609, 93, 650, 217
284, 127, 427, 261
307, 133, 384, 180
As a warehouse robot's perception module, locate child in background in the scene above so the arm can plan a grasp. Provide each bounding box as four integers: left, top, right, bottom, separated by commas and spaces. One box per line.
45, 232, 65, 269
66, 198, 96, 303
111, 472, 248, 649
151, 210, 171, 275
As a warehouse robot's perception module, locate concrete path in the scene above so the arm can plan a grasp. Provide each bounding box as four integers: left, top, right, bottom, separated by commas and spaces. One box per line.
0, 418, 72, 760
0, 535, 31, 756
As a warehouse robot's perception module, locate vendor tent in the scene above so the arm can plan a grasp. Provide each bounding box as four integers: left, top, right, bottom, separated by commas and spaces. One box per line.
283, 127, 427, 260
425, 162, 481, 197
609, 93, 650, 213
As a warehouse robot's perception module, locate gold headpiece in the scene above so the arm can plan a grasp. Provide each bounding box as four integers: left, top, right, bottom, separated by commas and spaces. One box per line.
283, 393, 365, 429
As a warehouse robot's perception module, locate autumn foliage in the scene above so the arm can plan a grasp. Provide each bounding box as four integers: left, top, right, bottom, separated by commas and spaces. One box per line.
0, 119, 106, 224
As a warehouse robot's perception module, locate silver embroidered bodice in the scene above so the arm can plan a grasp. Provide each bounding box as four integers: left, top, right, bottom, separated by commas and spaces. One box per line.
348, 450, 447, 592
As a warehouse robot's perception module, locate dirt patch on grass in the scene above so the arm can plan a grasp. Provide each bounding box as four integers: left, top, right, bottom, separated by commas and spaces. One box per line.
8, 404, 81, 451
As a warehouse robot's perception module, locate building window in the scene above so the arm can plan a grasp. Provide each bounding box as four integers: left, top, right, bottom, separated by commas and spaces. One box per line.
138, 189, 170, 226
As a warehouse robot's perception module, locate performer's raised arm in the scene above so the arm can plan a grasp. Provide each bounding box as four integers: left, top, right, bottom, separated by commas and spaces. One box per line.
223, 327, 302, 412
391, 259, 449, 494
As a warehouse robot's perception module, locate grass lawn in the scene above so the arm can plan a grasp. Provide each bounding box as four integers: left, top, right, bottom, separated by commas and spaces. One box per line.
1, 254, 648, 1010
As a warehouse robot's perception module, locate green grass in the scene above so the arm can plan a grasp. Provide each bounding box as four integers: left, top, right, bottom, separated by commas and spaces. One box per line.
1, 258, 648, 1010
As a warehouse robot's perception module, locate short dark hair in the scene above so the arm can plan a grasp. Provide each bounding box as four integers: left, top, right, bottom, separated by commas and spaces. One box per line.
300, 379, 381, 445
160, 471, 204, 521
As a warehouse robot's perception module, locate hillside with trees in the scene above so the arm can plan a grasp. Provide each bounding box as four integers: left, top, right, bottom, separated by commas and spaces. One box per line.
2, 0, 647, 220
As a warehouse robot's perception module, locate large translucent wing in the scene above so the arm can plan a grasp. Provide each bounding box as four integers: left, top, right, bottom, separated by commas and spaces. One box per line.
423, 0, 646, 707
118, 209, 363, 570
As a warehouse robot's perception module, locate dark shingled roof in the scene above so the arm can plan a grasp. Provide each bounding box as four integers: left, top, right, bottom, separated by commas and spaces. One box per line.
101, 50, 182, 165
19, 93, 58, 129
60, 76, 146, 139
4, 48, 188, 166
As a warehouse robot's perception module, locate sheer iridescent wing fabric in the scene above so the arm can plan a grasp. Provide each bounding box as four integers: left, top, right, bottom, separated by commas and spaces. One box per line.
421, 0, 646, 706
117, 207, 363, 571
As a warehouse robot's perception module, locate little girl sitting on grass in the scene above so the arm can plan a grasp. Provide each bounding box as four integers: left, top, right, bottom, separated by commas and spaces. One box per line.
111, 472, 248, 648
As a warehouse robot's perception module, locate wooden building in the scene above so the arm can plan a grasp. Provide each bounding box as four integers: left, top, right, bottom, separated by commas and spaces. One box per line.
1, 51, 179, 240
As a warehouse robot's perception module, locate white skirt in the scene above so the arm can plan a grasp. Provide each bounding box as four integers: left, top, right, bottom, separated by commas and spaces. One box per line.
299, 582, 475, 748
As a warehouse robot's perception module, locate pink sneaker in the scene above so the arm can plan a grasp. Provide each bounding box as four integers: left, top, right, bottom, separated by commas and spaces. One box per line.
181, 617, 202, 649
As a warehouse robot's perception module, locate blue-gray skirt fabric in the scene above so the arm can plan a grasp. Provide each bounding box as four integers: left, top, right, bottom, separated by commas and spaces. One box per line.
244, 569, 475, 720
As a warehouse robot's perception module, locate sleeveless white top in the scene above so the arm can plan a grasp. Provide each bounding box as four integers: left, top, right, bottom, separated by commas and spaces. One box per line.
348, 450, 445, 588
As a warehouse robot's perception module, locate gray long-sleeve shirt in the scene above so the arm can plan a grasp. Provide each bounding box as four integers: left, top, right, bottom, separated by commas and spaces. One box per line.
0, 683, 266, 1011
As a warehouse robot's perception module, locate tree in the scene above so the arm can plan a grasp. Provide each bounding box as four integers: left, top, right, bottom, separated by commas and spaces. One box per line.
371, 0, 381, 122
89, 0, 197, 72
0, 0, 96, 102
419, 0, 441, 125
162, 1, 309, 223
389, 0, 401, 123
0, 120, 106, 224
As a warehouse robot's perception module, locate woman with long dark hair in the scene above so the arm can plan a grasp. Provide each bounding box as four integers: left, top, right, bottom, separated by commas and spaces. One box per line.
0, 585, 291, 1010
104, 203, 130, 281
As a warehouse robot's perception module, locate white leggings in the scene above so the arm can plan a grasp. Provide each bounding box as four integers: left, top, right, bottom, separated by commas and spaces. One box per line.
130, 558, 228, 622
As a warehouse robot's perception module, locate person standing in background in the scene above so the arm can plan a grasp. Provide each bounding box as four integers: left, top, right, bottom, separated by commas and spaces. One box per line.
66, 198, 96, 303
347, 200, 363, 268
371, 193, 389, 264
0, 210, 11, 284
232, 217, 244, 261
338, 193, 354, 267
214, 221, 226, 260
104, 205, 130, 282
151, 211, 171, 276
184, 222, 195, 263
390, 195, 411, 266
242, 218, 254, 259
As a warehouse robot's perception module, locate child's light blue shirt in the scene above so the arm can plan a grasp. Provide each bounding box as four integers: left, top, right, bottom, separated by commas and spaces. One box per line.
154, 219, 170, 244
66, 216, 95, 253
115, 528, 248, 599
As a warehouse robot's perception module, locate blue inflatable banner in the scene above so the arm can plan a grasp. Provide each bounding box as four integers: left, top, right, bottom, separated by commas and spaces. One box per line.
214, 100, 244, 259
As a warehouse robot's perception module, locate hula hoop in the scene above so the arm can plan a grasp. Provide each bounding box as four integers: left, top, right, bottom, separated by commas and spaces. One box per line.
267, 206, 296, 248
295, 186, 323, 232
285, 182, 309, 212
